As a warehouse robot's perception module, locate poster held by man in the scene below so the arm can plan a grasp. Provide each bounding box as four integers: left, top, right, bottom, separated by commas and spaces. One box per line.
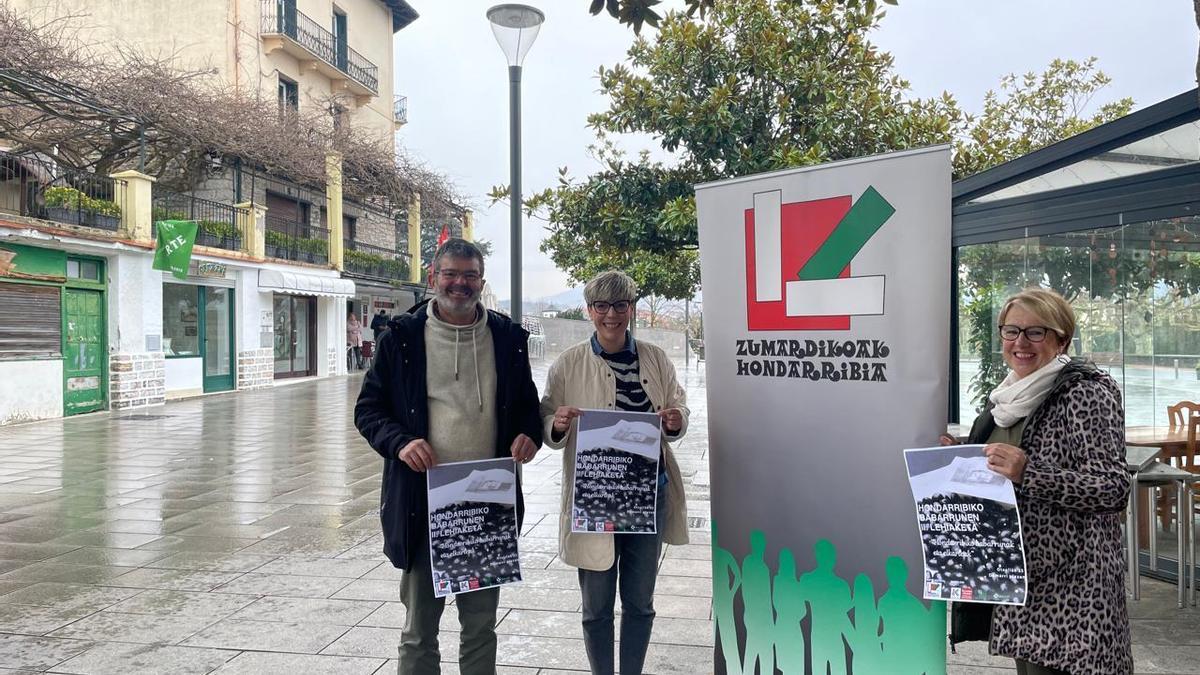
427, 457, 522, 598
695, 146, 952, 674
570, 409, 661, 534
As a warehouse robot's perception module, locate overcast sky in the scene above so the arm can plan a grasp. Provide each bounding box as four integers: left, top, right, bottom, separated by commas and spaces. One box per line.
393, 1, 1197, 303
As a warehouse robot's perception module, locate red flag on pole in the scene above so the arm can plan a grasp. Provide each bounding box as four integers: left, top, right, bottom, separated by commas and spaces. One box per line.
437, 224, 450, 248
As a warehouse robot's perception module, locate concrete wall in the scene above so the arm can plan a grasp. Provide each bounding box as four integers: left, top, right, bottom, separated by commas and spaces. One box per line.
0, 360, 63, 425
165, 357, 203, 399
316, 294, 343, 377
105, 251, 167, 411
109, 251, 162, 355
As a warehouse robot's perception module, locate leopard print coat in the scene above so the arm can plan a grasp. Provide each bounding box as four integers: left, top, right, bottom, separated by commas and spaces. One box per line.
968, 360, 1132, 674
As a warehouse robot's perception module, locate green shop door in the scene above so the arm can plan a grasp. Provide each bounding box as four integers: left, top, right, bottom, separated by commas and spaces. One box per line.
202, 287, 235, 393
63, 288, 106, 415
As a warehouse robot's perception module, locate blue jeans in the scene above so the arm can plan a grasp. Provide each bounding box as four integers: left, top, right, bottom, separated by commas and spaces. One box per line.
577, 485, 668, 675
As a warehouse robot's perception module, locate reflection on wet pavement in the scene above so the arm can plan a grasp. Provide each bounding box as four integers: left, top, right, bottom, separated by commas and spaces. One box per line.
0, 358, 713, 673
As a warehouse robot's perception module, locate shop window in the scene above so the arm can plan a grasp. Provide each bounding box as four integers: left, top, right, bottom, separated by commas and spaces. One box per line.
163, 283, 200, 356
0, 283, 61, 358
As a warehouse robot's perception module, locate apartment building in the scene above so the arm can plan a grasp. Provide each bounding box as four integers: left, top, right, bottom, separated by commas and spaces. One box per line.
0, 0, 440, 425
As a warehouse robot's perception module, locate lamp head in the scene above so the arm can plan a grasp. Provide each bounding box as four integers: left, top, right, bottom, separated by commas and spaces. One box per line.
487, 4, 545, 67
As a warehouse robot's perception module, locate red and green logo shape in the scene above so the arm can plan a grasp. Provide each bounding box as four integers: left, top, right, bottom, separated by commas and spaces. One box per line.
744, 186, 895, 331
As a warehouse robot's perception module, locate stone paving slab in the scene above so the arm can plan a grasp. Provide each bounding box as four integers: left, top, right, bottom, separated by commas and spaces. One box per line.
48, 642, 237, 675
180, 617, 350, 654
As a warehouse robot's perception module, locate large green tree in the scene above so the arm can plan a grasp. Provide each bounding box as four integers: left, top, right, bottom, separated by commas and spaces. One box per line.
520, 0, 1133, 310
512, 0, 960, 299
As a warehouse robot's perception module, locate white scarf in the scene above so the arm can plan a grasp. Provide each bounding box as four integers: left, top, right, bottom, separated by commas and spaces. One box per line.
988, 355, 1070, 428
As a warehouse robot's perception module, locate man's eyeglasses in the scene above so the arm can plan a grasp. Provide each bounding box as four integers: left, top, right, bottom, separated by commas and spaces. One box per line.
437, 270, 482, 283
590, 300, 632, 314
998, 325, 1057, 343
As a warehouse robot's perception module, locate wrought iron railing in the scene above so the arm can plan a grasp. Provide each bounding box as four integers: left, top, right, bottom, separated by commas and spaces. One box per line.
152, 190, 248, 252
265, 214, 330, 264
342, 239, 411, 281
394, 95, 408, 124
0, 150, 125, 231
260, 0, 379, 94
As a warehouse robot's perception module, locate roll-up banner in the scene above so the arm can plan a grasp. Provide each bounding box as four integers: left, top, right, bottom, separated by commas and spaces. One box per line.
695, 146, 952, 675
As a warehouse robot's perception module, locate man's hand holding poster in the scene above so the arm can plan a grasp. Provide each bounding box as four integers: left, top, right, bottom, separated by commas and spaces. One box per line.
427, 458, 521, 598
903, 444, 1028, 605
571, 409, 661, 534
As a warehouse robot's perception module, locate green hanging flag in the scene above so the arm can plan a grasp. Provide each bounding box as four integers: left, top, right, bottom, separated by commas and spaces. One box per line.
153, 220, 198, 280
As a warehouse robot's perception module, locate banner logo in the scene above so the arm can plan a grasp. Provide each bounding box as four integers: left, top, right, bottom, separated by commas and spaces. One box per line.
745, 187, 894, 331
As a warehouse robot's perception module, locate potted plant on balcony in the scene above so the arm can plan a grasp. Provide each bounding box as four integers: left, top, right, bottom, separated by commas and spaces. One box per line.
85, 195, 122, 230
44, 186, 84, 225
264, 230, 292, 259
196, 220, 242, 251
297, 237, 328, 264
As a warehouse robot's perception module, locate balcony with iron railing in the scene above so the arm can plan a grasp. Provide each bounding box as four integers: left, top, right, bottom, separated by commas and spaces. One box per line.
393, 95, 408, 127
0, 150, 126, 232
342, 239, 411, 282
265, 215, 330, 265
260, 0, 379, 97
152, 191, 250, 253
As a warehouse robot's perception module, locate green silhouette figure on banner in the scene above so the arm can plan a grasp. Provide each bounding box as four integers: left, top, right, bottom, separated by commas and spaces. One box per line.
878, 556, 943, 675
709, 523, 945, 675
741, 530, 775, 675
797, 539, 852, 675
848, 573, 885, 674
772, 548, 806, 674
712, 522, 744, 675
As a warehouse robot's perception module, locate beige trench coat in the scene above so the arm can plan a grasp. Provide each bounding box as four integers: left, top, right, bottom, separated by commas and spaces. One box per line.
540, 339, 690, 571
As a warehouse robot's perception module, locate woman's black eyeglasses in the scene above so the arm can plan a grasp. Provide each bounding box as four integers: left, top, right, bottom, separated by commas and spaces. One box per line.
998, 325, 1058, 343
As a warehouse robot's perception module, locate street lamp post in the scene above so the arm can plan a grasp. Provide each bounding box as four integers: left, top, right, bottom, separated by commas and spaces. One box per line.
487, 4, 544, 325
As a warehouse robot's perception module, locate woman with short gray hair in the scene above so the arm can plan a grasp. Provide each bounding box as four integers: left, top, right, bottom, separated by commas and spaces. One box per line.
540, 269, 690, 675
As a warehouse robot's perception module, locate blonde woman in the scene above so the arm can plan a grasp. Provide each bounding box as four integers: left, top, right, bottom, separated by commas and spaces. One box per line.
947, 288, 1130, 675
541, 270, 689, 675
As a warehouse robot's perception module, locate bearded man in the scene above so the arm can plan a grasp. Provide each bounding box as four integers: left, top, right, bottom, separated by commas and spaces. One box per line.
355, 237, 542, 675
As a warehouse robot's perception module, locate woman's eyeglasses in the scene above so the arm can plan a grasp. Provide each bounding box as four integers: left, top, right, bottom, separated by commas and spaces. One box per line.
998, 325, 1057, 343
590, 301, 632, 315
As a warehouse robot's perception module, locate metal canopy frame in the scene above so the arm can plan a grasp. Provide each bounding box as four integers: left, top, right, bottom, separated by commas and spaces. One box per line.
947, 88, 1200, 423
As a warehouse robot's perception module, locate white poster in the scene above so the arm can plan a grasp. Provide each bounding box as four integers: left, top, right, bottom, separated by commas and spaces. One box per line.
695, 146, 952, 675
904, 445, 1028, 606
427, 458, 521, 598
571, 409, 661, 534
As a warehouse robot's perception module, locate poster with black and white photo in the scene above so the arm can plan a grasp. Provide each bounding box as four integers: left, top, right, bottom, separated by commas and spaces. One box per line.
571, 409, 661, 534
427, 458, 521, 598
903, 444, 1028, 606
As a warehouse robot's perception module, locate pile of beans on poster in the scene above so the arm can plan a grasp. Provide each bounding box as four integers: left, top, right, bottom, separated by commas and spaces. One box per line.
571, 409, 661, 534
903, 445, 1028, 605
427, 458, 522, 598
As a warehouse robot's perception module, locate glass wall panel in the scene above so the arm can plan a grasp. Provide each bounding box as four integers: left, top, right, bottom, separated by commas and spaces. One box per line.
957, 215, 1200, 426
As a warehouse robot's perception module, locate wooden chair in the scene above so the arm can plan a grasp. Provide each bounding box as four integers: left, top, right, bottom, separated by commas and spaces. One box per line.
1168, 401, 1200, 432
1159, 402, 1200, 528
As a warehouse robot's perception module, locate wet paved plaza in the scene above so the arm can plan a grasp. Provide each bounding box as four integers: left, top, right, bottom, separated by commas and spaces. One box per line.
1, 358, 1199, 673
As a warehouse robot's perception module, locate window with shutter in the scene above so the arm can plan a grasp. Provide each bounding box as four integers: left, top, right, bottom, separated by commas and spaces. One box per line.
0, 283, 62, 359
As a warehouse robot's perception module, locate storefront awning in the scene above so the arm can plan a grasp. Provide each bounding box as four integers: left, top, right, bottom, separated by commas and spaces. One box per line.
258, 269, 356, 297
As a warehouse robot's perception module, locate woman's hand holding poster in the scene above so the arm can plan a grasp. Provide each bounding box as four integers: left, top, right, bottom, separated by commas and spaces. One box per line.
903, 444, 1028, 605
571, 409, 661, 534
